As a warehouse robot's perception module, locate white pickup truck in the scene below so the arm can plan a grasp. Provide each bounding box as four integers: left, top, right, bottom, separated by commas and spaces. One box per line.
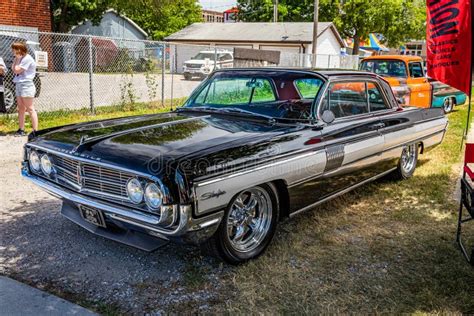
183, 50, 233, 80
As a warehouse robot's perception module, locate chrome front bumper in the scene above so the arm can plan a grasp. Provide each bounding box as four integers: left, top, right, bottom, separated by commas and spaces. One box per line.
21, 166, 223, 245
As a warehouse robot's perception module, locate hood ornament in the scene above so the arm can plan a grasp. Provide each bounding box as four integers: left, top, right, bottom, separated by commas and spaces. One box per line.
79, 135, 89, 145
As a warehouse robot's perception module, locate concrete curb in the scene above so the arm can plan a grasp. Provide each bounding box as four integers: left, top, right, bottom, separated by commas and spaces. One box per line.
0, 276, 98, 316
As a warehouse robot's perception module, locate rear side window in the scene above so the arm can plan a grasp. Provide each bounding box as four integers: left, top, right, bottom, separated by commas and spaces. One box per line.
409, 62, 424, 78
294, 78, 323, 99
367, 82, 390, 112
320, 81, 368, 118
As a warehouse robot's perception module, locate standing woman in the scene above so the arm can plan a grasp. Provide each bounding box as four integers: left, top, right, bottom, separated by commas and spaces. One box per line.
11, 42, 37, 136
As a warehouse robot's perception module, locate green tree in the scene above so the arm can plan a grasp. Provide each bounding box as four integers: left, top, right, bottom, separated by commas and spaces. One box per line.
237, 0, 339, 23
334, 0, 426, 55
52, 0, 202, 40
52, 0, 109, 32
115, 0, 203, 40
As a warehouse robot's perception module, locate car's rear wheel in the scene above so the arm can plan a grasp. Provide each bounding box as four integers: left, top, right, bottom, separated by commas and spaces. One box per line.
201, 183, 279, 264
391, 143, 418, 180
443, 97, 455, 114
3, 85, 16, 113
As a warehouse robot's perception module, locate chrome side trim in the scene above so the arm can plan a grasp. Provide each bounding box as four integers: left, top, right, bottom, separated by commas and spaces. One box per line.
289, 167, 397, 217
194, 149, 327, 215
196, 150, 322, 187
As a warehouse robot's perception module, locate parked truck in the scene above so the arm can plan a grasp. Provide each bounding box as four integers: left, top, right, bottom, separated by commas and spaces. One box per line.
360, 55, 466, 113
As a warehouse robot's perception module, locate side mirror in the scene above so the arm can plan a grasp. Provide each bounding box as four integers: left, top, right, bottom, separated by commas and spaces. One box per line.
321, 110, 335, 124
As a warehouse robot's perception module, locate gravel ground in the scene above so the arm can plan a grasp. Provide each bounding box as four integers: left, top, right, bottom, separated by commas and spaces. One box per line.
0, 135, 228, 314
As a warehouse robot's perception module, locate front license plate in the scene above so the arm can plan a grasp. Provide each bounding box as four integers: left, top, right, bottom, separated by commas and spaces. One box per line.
79, 205, 106, 228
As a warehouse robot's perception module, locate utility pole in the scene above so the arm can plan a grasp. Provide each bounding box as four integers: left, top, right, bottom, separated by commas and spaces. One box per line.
273, 0, 278, 22
311, 0, 319, 68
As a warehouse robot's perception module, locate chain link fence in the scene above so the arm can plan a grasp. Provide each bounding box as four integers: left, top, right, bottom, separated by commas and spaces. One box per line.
0, 28, 359, 120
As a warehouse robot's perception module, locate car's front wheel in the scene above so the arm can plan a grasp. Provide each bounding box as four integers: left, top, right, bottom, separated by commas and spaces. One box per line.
201, 183, 279, 264
392, 143, 418, 180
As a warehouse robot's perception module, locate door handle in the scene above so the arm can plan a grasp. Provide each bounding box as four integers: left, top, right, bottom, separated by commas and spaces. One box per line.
369, 122, 385, 130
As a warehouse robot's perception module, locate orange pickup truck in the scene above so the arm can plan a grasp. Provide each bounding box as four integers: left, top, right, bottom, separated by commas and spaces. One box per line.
360, 55, 467, 113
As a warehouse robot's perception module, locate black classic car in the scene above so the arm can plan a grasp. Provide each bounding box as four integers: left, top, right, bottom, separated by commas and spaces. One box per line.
22, 68, 447, 263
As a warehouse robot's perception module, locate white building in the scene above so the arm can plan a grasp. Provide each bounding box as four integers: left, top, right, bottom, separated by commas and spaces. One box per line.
165, 22, 348, 70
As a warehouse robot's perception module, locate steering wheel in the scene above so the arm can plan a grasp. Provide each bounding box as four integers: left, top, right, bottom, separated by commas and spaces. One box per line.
278, 100, 311, 119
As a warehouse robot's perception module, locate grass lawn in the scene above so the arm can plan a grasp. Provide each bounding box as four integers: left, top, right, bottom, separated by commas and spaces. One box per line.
0, 99, 185, 135
169, 104, 474, 314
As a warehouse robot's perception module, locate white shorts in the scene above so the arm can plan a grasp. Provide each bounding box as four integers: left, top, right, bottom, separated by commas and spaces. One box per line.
15, 81, 36, 98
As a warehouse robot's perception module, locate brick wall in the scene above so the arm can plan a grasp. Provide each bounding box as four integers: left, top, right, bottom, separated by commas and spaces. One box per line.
0, 0, 52, 32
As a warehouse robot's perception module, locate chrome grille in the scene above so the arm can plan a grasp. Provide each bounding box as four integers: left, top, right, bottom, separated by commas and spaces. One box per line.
82, 163, 131, 198
186, 63, 202, 69
53, 155, 80, 187
49, 154, 134, 201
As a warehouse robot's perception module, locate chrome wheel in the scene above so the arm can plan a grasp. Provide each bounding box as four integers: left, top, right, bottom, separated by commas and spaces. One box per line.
226, 187, 273, 253
443, 97, 454, 113
3, 86, 15, 113
400, 144, 417, 173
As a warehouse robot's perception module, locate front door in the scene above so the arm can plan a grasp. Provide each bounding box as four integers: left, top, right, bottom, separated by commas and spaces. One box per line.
289, 80, 385, 212
407, 61, 431, 108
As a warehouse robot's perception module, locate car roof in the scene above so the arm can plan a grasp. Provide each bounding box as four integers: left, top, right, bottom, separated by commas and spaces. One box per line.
212, 67, 379, 79
362, 54, 423, 62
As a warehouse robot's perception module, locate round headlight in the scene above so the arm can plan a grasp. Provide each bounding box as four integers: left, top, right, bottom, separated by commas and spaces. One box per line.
40, 154, 53, 175
29, 151, 41, 172
145, 183, 163, 209
127, 178, 144, 204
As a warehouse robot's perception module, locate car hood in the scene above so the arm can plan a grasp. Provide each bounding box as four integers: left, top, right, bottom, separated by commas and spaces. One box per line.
30, 112, 300, 176
184, 60, 213, 65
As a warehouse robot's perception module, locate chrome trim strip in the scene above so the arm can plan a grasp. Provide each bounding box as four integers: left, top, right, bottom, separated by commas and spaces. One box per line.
81, 188, 129, 202
287, 127, 446, 188
289, 167, 397, 217
196, 150, 320, 187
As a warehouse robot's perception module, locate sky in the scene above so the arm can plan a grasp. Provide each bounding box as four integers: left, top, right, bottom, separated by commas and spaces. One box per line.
199, 0, 237, 11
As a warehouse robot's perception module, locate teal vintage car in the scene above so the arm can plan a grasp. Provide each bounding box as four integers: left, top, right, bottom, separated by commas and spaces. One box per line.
430, 79, 468, 113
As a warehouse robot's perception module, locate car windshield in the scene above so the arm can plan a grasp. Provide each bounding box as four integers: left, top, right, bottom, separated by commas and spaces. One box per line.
181, 71, 324, 120
193, 53, 216, 60
360, 60, 408, 78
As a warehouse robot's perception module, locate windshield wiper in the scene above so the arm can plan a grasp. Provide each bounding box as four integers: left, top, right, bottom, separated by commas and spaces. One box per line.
220, 107, 277, 124
177, 106, 221, 113
178, 106, 276, 123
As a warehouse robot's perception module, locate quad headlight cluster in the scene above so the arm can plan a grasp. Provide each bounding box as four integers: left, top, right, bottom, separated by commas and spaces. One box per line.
126, 178, 164, 210
28, 150, 54, 176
